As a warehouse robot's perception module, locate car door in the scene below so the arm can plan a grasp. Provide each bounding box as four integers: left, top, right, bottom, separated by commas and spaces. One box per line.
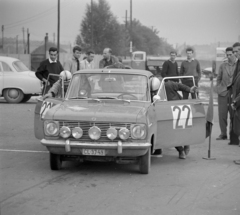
154, 82, 206, 149
0, 62, 3, 96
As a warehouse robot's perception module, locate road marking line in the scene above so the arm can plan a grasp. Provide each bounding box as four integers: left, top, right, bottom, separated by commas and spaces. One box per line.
0, 149, 49, 153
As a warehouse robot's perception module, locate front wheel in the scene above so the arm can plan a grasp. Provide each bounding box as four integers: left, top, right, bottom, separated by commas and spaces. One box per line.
3, 88, 24, 103
50, 153, 62, 170
139, 149, 150, 174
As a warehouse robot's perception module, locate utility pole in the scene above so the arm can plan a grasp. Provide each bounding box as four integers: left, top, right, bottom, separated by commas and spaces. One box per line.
27, 28, 30, 54
2, 25, 4, 52
16, 35, 18, 54
125, 10, 128, 59
53, 32, 55, 44
22, 27, 26, 54
45, 33, 48, 59
57, 0, 60, 61
91, 0, 93, 50
130, 0, 132, 53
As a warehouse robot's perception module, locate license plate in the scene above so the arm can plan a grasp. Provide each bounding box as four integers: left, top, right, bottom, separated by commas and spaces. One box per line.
82, 149, 105, 156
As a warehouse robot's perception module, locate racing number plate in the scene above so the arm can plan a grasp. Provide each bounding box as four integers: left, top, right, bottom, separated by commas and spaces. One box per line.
82, 149, 105, 156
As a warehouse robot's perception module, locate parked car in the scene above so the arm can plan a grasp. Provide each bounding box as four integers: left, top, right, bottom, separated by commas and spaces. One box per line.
34, 70, 206, 174
0, 56, 41, 103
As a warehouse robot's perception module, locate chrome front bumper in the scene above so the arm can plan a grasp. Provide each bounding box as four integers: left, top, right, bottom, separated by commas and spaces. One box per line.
41, 139, 151, 156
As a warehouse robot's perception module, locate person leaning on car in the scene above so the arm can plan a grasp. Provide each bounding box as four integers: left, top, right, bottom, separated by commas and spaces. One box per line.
63, 46, 82, 74
161, 51, 179, 82
165, 80, 197, 159
216, 47, 236, 141
35, 47, 64, 94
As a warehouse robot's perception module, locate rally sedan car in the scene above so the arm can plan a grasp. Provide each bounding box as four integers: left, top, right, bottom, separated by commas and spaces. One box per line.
34, 69, 206, 174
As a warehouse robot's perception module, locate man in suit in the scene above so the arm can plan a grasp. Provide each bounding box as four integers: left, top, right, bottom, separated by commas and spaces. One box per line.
35, 47, 64, 94
216, 47, 236, 140
63, 46, 82, 74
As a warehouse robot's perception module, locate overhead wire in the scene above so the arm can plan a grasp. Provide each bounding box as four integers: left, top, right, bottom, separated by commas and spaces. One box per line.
5, 0, 75, 30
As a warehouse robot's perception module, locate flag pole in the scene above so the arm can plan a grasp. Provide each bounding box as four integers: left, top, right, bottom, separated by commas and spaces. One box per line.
203, 75, 216, 160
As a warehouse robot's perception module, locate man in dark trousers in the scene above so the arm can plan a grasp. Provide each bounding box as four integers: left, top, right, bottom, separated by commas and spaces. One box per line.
216, 47, 236, 141
229, 42, 240, 148
162, 51, 179, 81
35, 47, 64, 94
180, 47, 201, 99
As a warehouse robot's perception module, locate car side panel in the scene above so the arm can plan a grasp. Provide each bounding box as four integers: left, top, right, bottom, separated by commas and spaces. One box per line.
0, 62, 3, 96
154, 99, 206, 148
3, 72, 41, 94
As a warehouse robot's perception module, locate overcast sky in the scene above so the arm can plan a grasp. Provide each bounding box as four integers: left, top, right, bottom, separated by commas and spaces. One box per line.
1, 0, 240, 46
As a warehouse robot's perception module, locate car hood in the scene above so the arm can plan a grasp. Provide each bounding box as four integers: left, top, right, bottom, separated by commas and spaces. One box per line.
45, 100, 150, 123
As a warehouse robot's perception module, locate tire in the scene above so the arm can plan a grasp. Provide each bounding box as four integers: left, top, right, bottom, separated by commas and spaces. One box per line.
21, 94, 32, 103
50, 153, 62, 170
139, 149, 151, 174
3, 88, 24, 103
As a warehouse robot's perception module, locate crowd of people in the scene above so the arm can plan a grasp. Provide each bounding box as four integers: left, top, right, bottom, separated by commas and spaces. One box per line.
34, 42, 240, 163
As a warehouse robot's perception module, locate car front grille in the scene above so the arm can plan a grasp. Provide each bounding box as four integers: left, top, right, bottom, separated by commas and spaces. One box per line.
59, 121, 132, 142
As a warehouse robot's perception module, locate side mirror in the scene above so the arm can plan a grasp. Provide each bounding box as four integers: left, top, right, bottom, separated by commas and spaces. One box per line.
153, 95, 161, 102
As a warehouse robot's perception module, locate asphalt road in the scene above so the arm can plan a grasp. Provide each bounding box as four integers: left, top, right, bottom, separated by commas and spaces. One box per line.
0, 98, 240, 215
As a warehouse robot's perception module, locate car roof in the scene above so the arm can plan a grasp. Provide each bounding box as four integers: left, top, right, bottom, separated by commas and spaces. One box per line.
0, 56, 19, 62
74, 69, 154, 77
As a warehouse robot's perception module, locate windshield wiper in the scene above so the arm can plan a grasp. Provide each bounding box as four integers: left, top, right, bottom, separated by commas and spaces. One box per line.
68, 97, 89, 99
97, 96, 117, 99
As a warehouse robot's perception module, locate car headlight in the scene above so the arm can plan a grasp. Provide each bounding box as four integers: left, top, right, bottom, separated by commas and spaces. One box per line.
119, 128, 130, 140
106, 127, 117, 140
72, 127, 83, 139
60, 126, 71, 138
89, 126, 101, 140
44, 121, 59, 136
131, 124, 147, 139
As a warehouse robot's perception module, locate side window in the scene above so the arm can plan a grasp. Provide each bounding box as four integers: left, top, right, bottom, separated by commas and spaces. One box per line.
1, 62, 12, 72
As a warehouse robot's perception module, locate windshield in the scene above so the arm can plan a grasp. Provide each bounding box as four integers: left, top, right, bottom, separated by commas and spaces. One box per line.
13, 61, 29, 72
66, 73, 149, 101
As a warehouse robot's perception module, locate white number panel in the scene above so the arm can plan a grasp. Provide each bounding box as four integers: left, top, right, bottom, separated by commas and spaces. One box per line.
171, 105, 193, 129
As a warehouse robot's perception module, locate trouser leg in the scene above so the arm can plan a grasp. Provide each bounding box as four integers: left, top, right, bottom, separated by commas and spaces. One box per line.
218, 95, 228, 136
175, 146, 184, 152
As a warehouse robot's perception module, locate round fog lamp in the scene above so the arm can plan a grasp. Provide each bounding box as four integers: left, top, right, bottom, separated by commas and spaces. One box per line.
106, 127, 117, 140
72, 127, 83, 139
88, 126, 101, 140
119, 128, 130, 140
60, 126, 71, 138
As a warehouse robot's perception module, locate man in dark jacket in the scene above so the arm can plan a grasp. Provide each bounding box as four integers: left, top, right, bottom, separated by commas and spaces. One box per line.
99, 48, 119, 68
35, 47, 64, 94
162, 51, 179, 82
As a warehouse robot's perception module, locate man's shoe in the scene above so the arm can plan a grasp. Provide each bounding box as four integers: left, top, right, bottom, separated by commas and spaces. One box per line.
184, 146, 190, 155
216, 135, 227, 140
234, 160, 240, 165
179, 151, 186, 159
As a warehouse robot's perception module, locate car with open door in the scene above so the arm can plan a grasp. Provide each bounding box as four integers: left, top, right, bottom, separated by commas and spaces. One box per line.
34, 69, 206, 174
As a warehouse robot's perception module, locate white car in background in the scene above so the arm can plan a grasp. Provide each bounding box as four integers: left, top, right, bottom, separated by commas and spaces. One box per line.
0, 56, 41, 103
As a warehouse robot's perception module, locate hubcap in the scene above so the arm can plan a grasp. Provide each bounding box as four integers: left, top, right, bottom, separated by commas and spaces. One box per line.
8, 89, 19, 99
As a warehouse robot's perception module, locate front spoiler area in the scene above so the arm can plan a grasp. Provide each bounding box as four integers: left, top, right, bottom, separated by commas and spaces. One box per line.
41, 139, 151, 157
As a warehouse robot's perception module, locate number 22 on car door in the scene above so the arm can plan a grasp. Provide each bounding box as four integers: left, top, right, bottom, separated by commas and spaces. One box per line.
171, 105, 193, 129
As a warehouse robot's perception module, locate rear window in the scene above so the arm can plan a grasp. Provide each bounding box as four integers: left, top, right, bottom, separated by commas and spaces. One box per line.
13, 61, 29, 72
